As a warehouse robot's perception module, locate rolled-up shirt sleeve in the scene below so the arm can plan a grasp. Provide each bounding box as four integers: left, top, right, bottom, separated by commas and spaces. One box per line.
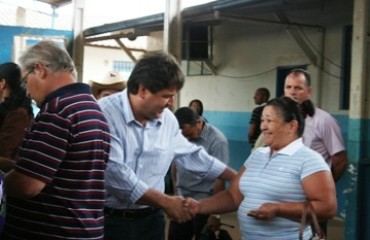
105, 164, 149, 205
172, 127, 227, 181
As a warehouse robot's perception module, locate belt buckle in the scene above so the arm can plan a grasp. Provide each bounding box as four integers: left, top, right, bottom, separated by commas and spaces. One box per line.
122, 209, 135, 220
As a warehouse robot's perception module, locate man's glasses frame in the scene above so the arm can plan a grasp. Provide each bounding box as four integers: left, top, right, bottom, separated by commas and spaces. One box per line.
22, 68, 34, 83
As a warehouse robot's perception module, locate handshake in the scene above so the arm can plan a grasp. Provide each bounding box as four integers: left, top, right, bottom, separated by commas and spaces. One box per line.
163, 195, 201, 223
161, 195, 278, 223
162, 195, 230, 232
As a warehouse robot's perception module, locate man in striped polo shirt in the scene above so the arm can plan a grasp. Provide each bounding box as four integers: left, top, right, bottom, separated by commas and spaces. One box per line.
1, 41, 110, 239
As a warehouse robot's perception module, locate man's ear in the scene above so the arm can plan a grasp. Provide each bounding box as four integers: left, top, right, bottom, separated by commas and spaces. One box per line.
137, 84, 148, 99
307, 87, 313, 97
34, 63, 48, 79
33, 62, 43, 73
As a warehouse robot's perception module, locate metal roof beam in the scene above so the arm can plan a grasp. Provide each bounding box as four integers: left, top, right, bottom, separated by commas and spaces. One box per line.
114, 39, 138, 63
83, 13, 164, 37
36, 0, 72, 7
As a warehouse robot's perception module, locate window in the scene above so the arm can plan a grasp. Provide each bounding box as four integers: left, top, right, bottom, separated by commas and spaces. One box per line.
181, 24, 213, 76
113, 61, 134, 77
340, 25, 352, 110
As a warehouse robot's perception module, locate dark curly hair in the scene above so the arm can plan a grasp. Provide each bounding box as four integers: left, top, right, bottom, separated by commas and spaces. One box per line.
0, 62, 34, 125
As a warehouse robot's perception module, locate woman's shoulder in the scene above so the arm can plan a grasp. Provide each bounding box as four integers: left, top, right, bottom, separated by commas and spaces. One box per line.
5, 107, 32, 118
297, 145, 330, 170
2, 107, 33, 125
296, 145, 324, 160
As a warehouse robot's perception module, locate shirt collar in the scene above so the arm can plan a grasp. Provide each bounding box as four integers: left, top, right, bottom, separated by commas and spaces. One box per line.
121, 89, 163, 127
41, 82, 88, 107
260, 138, 304, 156
259, 102, 267, 107
198, 121, 209, 140
121, 89, 135, 124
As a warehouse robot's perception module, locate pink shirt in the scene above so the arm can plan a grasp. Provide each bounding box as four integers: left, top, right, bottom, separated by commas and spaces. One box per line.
302, 107, 345, 166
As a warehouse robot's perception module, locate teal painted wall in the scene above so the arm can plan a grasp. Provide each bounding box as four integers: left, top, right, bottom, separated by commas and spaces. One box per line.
0, 25, 73, 63
204, 110, 356, 218
204, 111, 251, 171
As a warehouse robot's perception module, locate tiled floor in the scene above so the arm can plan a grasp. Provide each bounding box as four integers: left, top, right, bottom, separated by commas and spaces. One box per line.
165, 212, 345, 240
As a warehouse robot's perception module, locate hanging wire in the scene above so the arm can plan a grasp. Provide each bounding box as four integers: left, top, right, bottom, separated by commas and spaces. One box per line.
192, 60, 277, 79
299, 26, 342, 69
297, 27, 342, 79
218, 67, 276, 79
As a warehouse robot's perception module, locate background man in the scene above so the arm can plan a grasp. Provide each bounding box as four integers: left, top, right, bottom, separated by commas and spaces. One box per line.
169, 107, 230, 240
248, 87, 270, 148
188, 99, 208, 122
90, 70, 126, 99
284, 68, 347, 234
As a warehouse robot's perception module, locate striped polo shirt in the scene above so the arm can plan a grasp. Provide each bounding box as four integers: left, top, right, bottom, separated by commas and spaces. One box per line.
1, 83, 110, 240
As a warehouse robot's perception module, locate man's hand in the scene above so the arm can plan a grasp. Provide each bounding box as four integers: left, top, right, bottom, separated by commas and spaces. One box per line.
163, 196, 195, 223
183, 197, 200, 216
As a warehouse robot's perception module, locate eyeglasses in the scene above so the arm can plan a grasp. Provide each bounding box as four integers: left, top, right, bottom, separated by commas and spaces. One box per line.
22, 68, 34, 83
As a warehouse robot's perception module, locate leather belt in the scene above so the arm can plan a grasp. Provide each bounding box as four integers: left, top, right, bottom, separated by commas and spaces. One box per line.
104, 207, 159, 220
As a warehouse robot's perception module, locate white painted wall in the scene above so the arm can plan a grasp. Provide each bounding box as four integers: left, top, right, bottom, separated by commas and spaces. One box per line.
82, 46, 145, 84
82, 0, 353, 115
182, 31, 349, 114
179, 0, 353, 114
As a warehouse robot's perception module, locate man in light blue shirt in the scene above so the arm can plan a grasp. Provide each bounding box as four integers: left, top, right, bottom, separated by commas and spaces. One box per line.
99, 51, 236, 240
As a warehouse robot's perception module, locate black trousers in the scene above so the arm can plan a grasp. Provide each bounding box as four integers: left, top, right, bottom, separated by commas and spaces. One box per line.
168, 214, 209, 240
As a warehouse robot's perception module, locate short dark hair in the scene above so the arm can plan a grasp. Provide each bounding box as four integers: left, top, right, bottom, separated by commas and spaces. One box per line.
127, 51, 185, 94
174, 107, 200, 128
257, 87, 270, 100
266, 96, 305, 137
287, 68, 311, 86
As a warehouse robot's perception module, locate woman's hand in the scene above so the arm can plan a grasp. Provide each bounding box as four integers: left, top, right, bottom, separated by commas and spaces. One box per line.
247, 202, 279, 220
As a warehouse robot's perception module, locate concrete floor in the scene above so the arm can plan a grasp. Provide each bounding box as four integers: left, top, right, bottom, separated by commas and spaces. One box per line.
165, 212, 345, 240
211, 212, 345, 240
327, 217, 345, 240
